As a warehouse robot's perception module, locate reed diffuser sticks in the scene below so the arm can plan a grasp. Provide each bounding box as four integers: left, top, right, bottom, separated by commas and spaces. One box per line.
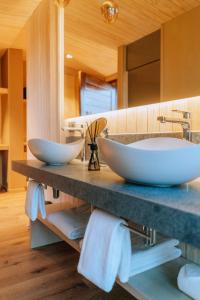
87, 121, 100, 171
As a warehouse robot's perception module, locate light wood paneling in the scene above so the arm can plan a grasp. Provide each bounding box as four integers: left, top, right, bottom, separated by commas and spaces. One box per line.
0, 1, 41, 54
136, 106, 148, 133
1, 49, 26, 191
147, 103, 160, 133
64, 68, 80, 118
13, 0, 200, 77
126, 107, 137, 133
117, 46, 128, 109
161, 5, 200, 101
65, 96, 200, 134
127, 30, 160, 71
27, 0, 63, 142
188, 97, 200, 131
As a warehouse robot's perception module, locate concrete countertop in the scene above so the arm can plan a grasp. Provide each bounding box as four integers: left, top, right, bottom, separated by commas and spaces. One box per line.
12, 159, 200, 248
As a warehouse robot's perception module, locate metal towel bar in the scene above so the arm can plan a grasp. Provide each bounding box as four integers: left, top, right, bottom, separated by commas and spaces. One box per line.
91, 205, 156, 246
122, 224, 156, 246
27, 178, 59, 199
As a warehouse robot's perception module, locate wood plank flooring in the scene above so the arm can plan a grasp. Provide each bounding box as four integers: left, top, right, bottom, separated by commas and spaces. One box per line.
0, 192, 135, 300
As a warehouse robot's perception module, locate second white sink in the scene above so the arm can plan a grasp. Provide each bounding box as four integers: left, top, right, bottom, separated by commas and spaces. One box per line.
28, 138, 84, 166
98, 137, 200, 186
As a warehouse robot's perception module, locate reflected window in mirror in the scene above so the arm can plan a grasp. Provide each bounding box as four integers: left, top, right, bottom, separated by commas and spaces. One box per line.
80, 73, 117, 116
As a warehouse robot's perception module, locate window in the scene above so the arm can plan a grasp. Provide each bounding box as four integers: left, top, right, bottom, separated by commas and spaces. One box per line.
80, 73, 117, 116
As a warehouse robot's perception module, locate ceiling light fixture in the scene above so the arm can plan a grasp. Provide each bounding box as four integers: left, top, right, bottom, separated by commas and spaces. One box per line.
66, 53, 73, 59
101, 0, 119, 24
54, 0, 70, 8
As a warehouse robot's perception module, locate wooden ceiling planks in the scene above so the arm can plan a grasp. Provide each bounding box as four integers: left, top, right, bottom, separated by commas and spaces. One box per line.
9, 0, 200, 76
64, 0, 200, 76
0, 0, 42, 55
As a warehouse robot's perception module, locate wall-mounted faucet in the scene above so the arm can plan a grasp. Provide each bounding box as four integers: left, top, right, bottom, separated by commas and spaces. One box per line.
103, 127, 109, 138
157, 109, 191, 141
62, 124, 86, 161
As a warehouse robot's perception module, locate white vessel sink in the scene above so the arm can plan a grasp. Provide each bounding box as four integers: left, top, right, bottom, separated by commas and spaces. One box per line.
98, 137, 200, 186
28, 138, 84, 166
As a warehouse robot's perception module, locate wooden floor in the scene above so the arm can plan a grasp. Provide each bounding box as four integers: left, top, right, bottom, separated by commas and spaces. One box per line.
0, 192, 135, 300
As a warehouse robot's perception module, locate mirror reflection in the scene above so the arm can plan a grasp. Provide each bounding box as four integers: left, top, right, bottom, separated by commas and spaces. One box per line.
64, 1, 200, 117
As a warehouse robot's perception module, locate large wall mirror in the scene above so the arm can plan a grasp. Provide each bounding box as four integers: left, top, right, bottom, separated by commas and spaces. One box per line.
64, 1, 200, 118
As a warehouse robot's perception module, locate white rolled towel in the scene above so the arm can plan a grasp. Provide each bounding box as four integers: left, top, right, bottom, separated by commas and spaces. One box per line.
47, 206, 90, 240
177, 263, 200, 300
25, 180, 46, 221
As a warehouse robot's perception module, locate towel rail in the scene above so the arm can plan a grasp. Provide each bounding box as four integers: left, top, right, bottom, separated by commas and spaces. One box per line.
27, 178, 60, 199
122, 224, 156, 246
91, 205, 156, 246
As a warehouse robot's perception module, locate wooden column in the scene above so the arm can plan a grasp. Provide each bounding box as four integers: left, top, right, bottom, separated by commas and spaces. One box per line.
27, 0, 78, 208
1, 49, 26, 191
117, 46, 128, 109
27, 0, 65, 144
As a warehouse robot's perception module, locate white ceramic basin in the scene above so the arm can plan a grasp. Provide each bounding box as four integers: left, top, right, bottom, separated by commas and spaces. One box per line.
28, 138, 84, 165
97, 137, 200, 186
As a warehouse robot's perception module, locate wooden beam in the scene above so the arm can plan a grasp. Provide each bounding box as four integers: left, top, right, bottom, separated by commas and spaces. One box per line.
117, 46, 128, 109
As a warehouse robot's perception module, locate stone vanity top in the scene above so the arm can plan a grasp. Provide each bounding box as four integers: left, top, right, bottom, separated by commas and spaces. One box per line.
13, 159, 200, 248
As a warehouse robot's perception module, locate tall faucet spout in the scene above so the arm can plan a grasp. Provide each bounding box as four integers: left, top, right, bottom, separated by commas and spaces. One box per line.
157, 110, 191, 141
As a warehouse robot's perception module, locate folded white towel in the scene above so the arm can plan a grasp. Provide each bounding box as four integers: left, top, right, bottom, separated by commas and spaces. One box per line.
177, 263, 200, 300
47, 206, 90, 240
25, 180, 46, 221
79, 235, 181, 279
77, 209, 132, 293
131, 246, 181, 276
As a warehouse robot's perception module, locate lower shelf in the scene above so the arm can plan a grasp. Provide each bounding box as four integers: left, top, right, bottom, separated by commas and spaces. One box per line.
119, 258, 191, 300
38, 203, 192, 300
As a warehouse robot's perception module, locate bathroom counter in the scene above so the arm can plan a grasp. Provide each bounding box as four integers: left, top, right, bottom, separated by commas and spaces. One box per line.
13, 159, 200, 248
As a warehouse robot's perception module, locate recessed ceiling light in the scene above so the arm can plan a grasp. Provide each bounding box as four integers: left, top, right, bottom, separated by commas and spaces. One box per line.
66, 53, 73, 59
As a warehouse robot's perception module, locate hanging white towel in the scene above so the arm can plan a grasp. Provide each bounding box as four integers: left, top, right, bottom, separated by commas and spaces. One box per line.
47, 206, 90, 240
77, 209, 132, 293
25, 180, 46, 221
177, 263, 200, 300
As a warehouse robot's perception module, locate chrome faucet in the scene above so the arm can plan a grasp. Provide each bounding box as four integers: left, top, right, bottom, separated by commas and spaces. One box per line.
103, 127, 109, 138
62, 124, 86, 161
157, 109, 191, 141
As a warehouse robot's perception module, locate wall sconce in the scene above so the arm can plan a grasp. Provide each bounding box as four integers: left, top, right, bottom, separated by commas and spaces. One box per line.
54, 0, 70, 8
101, 1, 119, 24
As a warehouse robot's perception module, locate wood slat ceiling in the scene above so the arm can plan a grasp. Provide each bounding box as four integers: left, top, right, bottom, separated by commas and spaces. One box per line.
0, 0, 42, 55
10, 0, 200, 77
64, 0, 200, 77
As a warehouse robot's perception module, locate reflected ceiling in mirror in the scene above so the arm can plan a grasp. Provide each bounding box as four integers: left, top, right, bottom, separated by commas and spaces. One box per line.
62, 1, 200, 116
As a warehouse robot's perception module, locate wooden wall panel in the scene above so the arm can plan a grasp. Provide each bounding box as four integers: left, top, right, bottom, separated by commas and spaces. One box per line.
161, 5, 200, 101
64, 68, 79, 119
1, 49, 26, 191
147, 104, 160, 133
27, 0, 62, 143
117, 46, 128, 109
136, 106, 148, 133
127, 30, 160, 71
65, 96, 200, 135
126, 108, 137, 133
